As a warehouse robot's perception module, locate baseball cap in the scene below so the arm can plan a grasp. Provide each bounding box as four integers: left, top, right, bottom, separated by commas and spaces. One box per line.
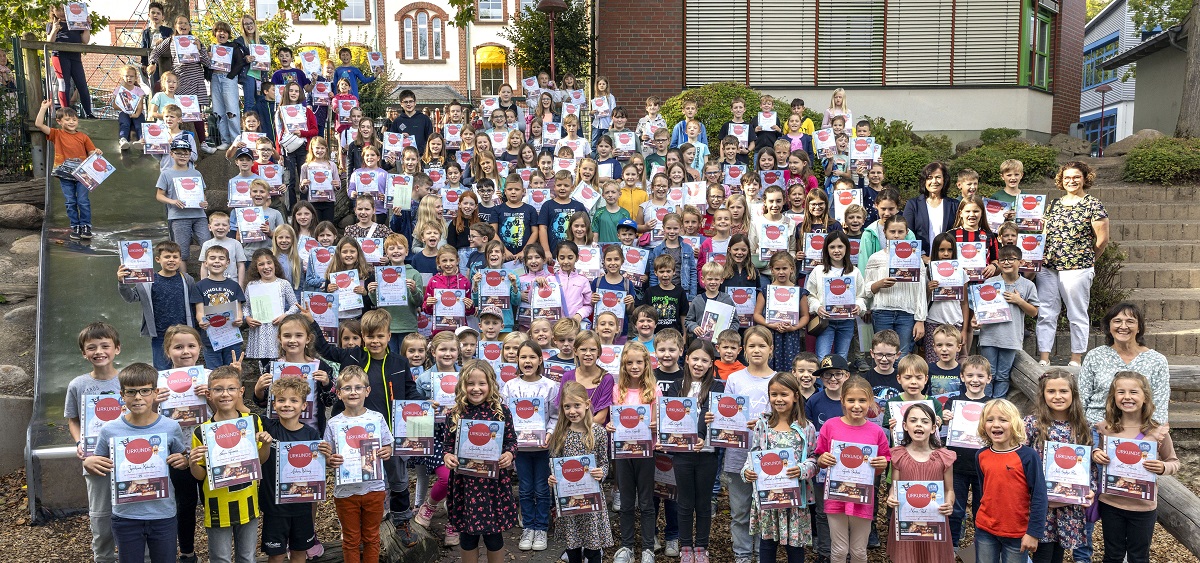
170, 138, 192, 152
813, 354, 851, 379
617, 218, 639, 231
479, 306, 503, 320
233, 147, 254, 159
455, 326, 480, 338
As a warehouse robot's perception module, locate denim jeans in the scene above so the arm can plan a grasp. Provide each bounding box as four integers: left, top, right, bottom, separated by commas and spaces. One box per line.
384, 455, 411, 522
981, 346, 1018, 398
654, 497, 679, 541
816, 318, 856, 359
515, 450, 552, 531
206, 517, 260, 563
118, 113, 145, 141
240, 74, 259, 115
1073, 519, 1094, 563
201, 335, 242, 370
150, 335, 170, 371
210, 73, 242, 146
59, 177, 91, 227
974, 528, 1027, 563
871, 309, 917, 355
111, 516, 177, 563
950, 468, 981, 548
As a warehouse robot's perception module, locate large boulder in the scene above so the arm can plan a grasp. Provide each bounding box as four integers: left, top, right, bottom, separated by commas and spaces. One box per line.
956, 138, 983, 156
1050, 133, 1093, 156
1106, 129, 1165, 156
0, 204, 43, 229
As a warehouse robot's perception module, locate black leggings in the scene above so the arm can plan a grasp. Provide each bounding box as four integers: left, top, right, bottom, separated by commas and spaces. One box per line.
760, 538, 805, 563
1100, 502, 1155, 563
565, 547, 602, 563
460, 532, 504, 552
1031, 542, 1065, 563
169, 466, 201, 554
52, 54, 93, 115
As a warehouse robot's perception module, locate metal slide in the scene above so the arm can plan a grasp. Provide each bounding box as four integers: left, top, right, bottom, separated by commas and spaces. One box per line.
25, 119, 168, 521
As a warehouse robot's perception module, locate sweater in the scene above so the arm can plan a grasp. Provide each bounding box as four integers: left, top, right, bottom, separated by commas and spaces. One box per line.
421, 273, 474, 334
975, 445, 1047, 539
863, 250, 928, 321
683, 291, 735, 336
117, 272, 198, 337
553, 270, 594, 322
1095, 424, 1179, 512
500, 375, 561, 435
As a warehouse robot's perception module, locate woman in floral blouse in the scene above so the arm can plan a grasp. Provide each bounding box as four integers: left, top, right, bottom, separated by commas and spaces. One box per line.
1035, 162, 1110, 366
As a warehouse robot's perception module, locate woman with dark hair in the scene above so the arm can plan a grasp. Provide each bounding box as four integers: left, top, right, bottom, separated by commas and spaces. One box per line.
1035, 161, 1110, 367
901, 161, 959, 257
1077, 302, 1169, 425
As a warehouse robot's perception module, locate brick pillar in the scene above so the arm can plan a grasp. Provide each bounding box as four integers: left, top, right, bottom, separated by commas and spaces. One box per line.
1051, 0, 1084, 134
594, 0, 684, 104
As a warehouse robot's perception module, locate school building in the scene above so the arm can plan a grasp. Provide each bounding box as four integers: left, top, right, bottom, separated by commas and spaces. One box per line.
598, 0, 1085, 141
1077, 0, 1139, 150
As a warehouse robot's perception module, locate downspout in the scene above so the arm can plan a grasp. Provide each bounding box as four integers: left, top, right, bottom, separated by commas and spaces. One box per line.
1167, 25, 1187, 53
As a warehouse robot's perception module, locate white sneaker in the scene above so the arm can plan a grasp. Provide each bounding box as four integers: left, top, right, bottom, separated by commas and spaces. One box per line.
561, 551, 570, 561
641, 549, 656, 563
655, 537, 663, 552
665, 538, 680, 557
519, 528, 535, 551
118, 138, 130, 151
612, 491, 621, 511
532, 530, 548, 551
200, 144, 217, 154
215, 143, 230, 150
613, 547, 635, 563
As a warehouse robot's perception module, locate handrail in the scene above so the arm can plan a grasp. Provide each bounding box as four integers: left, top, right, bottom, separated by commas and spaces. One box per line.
18, 40, 148, 58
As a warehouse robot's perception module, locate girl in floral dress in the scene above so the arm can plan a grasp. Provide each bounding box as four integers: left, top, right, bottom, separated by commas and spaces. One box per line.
887, 402, 956, 563
547, 381, 613, 563
740, 371, 817, 563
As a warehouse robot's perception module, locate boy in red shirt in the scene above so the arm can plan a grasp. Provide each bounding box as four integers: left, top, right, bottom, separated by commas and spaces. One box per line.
713, 329, 745, 380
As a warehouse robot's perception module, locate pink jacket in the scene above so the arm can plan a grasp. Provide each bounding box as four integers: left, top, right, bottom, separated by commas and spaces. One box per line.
422, 273, 475, 334
553, 270, 593, 321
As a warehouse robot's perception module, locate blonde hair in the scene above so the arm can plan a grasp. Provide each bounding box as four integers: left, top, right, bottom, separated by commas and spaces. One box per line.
828, 88, 848, 111
272, 224, 302, 289
448, 360, 504, 428
1105, 371, 1159, 434
978, 399, 1027, 447
726, 193, 753, 234
548, 381, 598, 456
616, 341, 657, 405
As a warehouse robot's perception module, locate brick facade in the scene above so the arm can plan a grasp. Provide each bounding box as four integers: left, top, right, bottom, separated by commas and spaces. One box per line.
594, 0, 684, 105
1051, 0, 1084, 134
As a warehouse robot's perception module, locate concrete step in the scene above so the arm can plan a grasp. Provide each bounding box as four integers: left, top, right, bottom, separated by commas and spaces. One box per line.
1088, 184, 1200, 203
1118, 263, 1200, 289
1103, 202, 1200, 220
1143, 320, 1200, 358
1117, 240, 1200, 264
1164, 401, 1200, 429
1112, 220, 1200, 242
1126, 288, 1200, 321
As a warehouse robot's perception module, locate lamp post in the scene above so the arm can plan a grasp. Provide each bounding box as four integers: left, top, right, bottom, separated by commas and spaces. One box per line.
1095, 83, 1113, 157
537, 0, 568, 84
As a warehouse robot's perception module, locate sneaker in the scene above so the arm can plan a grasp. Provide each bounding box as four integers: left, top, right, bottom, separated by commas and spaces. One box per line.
519, 528, 535, 551
532, 530, 548, 551
680, 547, 694, 563
215, 143, 230, 150
654, 537, 662, 552
307, 539, 325, 558
641, 549, 656, 563
1038, 359, 1050, 367
613, 547, 635, 563
413, 502, 436, 527
561, 551, 571, 561
443, 523, 460, 546
179, 554, 197, 563
393, 519, 418, 548
693, 548, 709, 563
118, 138, 130, 151
69, 225, 81, 240
612, 490, 621, 511
734, 557, 752, 563
200, 143, 218, 154
665, 539, 680, 557
80, 225, 92, 240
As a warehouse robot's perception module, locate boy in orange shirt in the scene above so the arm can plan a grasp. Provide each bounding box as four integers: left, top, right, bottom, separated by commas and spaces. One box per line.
35, 99, 102, 240
713, 329, 745, 380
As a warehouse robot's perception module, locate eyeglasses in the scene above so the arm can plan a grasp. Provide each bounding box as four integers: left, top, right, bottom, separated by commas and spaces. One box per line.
873, 353, 897, 359
822, 371, 848, 380
998, 257, 1018, 263
210, 386, 241, 395
122, 388, 156, 397
340, 385, 368, 393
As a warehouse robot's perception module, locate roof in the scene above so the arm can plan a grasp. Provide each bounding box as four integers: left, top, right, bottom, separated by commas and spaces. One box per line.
1085, 0, 1126, 35
387, 84, 469, 104
1101, 20, 1189, 70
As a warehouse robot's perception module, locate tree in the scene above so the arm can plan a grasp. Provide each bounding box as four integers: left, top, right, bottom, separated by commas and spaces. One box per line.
1, 0, 109, 45
1087, 0, 1112, 21
500, 3, 594, 81
1129, 0, 1200, 137
194, 0, 292, 65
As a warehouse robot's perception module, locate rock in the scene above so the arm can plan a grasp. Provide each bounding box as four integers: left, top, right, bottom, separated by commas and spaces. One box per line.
1050, 133, 1093, 156
0, 365, 30, 389
9, 234, 40, 254
10, 266, 38, 284
1106, 129, 1166, 156
3, 305, 34, 325
956, 138, 983, 155
0, 204, 43, 229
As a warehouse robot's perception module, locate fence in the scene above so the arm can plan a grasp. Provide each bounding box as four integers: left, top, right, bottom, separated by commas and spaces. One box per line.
0, 39, 31, 182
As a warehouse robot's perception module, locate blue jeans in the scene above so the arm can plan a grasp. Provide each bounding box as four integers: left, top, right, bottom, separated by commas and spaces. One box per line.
59, 177, 91, 227
974, 528, 1027, 563
240, 74, 259, 114
210, 73, 241, 145
816, 318, 855, 359
981, 346, 1018, 398
655, 497, 679, 541
871, 309, 917, 355
150, 335, 170, 370
515, 450, 551, 531
111, 516, 177, 563
118, 113, 145, 141
950, 468, 981, 547
201, 333, 242, 369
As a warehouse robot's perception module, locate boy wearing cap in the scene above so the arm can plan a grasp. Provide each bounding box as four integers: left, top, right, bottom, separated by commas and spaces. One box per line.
592, 179, 631, 244
478, 306, 505, 340
156, 138, 211, 263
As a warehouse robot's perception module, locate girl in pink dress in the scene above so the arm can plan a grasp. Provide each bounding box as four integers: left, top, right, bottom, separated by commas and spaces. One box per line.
887, 401, 957, 563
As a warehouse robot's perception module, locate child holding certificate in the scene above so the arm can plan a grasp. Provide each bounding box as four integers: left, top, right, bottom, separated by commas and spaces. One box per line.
739, 371, 817, 563
606, 342, 661, 563
250, 314, 333, 433
971, 244, 1039, 398
805, 231, 866, 360
442, 361, 519, 561
501, 341, 560, 551
974, 398, 1046, 563
865, 215, 927, 355
1021, 369, 1097, 563
245, 249, 300, 372
941, 355, 992, 547
1092, 371, 1178, 563
547, 382, 614, 563
724, 327, 780, 563
752, 252, 808, 372
886, 402, 955, 562
117, 241, 199, 371
667, 340, 724, 561
260, 377, 330, 562
155, 138, 211, 262
422, 245, 475, 335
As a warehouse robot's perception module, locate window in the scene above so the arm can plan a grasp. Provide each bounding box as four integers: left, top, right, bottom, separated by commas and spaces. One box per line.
341, 0, 365, 20
1083, 37, 1119, 89
1080, 110, 1116, 153
417, 13, 429, 58
519, 0, 535, 15
1028, 9, 1053, 90
400, 11, 445, 61
480, 64, 505, 95
256, 0, 278, 20
432, 18, 443, 58
297, 11, 318, 21
403, 19, 414, 58
479, 0, 502, 21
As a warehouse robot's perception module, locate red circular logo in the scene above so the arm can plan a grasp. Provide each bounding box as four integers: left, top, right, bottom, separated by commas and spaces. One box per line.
254, 46, 267, 55
839, 445, 865, 468
1022, 196, 1039, 210
180, 97, 193, 107
180, 178, 197, 191
765, 225, 781, 240
936, 262, 955, 277
315, 82, 328, 93
342, 101, 353, 111
664, 399, 687, 421
303, 51, 315, 61
600, 347, 617, 364
402, 403, 426, 420
986, 200, 1004, 213
287, 443, 313, 467
92, 158, 108, 172
829, 278, 847, 295
361, 239, 377, 253
810, 234, 825, 251
894, 242, 913, 259
728, 167, 742, 179
500, 364, 518, 382
817, 130, 830, 141
484, 271, 503, 287
561, 459, 585, 481
773, 287, 792, 302
625, 249, 641, 263
655, 455, 674, 472
1114, 441, 1144, 464
286, 106, 299, 117
764, 171, 779, 183
242, 208, 258, 221
978, 285, 998, 301
212, 423, 243, 449
147, 124, 162, 136
381, 268, 399, 283
359, 173, 373, 185
960, 243, 978, 259
308, 294, 330, 314
905, 484, 932, 508
619, 133, 632, 144
166, 370, 193, 393
579, 248, 592, 262
335, 273, 352, 289
95, 397, 122, 421
263, 166, 277, 178
126, 242, 145, 259
602, 292, 619, 307
1054, 446, 1079, 469
961, 403, 982, 421
280, 365, 304, 378
1022, 236, 1039, 251
69, 3, 82, 14
717, 396, 739, 417
854, 139, 870, 151
429, 170, 443, 182
446, 190, 460, 203
515, 399, 537, 419
838, 191, 854, 205
439, 374, 458, 393
731, 289, 751, 304
468, 423, 492, 446
123, 438, 154, 464
314, 248, 331, 263
440, 291, 458, 307
482, 343, 502, 360
234, 180, 250, 193
177, 36, 192, 47
388, 134, 399, 145
533, 190, 546, 203
344, 426, 369, 449
758, 452, 784, 475
537, 285, 553, 299
209, 313, 227, 328
618, 408, 641, 428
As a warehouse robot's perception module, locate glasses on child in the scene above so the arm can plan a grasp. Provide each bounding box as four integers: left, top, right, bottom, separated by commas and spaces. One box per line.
122, 388, 156, 397
210, 386, 241, 395
340, 385, 368, 393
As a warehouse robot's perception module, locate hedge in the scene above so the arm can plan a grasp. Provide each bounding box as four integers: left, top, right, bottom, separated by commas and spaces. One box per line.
661, 82, 821, 150
880, 145, 935, 202
1123, 137, 1200, 185
952, 140, 1058, 187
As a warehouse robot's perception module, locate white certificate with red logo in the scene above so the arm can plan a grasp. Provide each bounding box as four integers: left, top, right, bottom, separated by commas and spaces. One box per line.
261, 164, 284, 191
141, 123, 171, 154
803, 232, 825, 273
312, 81, 331, 106
758, 221, 791, 262
823, 276, 857, 320
594, 289, 626, 322
228, 177, 254, 207
1043, 441, 1092, 505
303, 291, 338, 340
619, 246, 649, 287
281, 104, 307, 133
895, 480, 948, 541
391, 400, 435, 456
759, 170, 785, 190
65, 2, 89, 30
478, 269, 512, 309
357, 237, 384, 265
765, 284, 801, 325
553, 454, 603, 515
825, 440, 876, 504
611, 405, 654, 459
729, 287, 756, 328
758, 111, 777, 130
657, 396, 700, 452
173, 35, 201, 63
814, 128, 837, 158
367, 51, 385, 72
269, 361, 318, 420
82, 395, 123, 457
119, 240, 155, 283
751, 448, 803, 509
456, 418, 505, 478
157, 367, 210, 430
983, 198, 1011, 232
1016, 194, 1046, 232
970, 281, 1011, 325
177, 94, 203, 122
276, 440, 326, 503
730, 122, 750, 148
331, 270, 364, 311
173, 175, 206, 208
307, 166, 336, 203
1104, 437, 1157, 501
111, 433, 172, 504
597, 345, 623, 377
723, 164, 748, 186
930, 260, 966, 302
203, 302, 242, 351
708, 393, 750, 449
334, 422, 385, 485
508, 397, 549, 449
1019, 233, 1045, 274
248, 43, 271, 70
957, 241, 987, 282
72, 153, 115, 191
375, 266, 409, 307
947, 401, 986, 449
575, 245, 602, 280
887, 240, 922, 282
434, 289, 467, 330
832, 188, 862, 224
653, 453, 678, 500
431, 371, 458, 422
477, 341, 504, 371
233, 207, 265, 247
444, 123, 463, 149
201, 415, 263, 490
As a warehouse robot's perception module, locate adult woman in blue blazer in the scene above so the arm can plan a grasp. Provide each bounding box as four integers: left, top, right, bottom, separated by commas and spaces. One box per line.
902, 161, 959, 258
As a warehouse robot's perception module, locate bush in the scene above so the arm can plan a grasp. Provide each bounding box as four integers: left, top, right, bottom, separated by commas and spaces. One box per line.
952, 140, 1057, 186
662, 83, 796, 150
1089, 243, 1131, 327
920, 134, 953, 162
881, 145, 935, 201
862, 115, 917, 148
980, 127, 1020, 144
1122, 137, 1200, 185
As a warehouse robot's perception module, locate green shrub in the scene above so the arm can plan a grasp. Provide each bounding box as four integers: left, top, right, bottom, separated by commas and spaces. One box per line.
980, 127, 1020, 144
1122, 137, 1200, 185
881, 145, 935, 201
920, 134, 953, 162
953, 140, 1057, 185
862, 115, 917, 148
662, 83, 793, 150
1089, 243, 1131, 327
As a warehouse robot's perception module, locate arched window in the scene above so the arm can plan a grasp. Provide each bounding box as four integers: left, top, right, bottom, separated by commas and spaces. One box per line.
432, 17, 442, 58
417, 12, 428, 59
399, 8, 448, 62
403, 18, 413, 59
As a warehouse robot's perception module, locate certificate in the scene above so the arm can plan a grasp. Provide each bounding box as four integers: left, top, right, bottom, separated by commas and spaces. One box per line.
930, 260, 965, 301
729, 287, 757, 328
594, 289, 627, 323
759, 170, 785, 191
697, 300, 735, 341
303, 291, 338, 341
802, 232, 825, 273
957, 242, 987, 282
823, 276, 857, 320
543, 123, 562, 145
443, 123, 463, 149
887, 240, 922, 282
526, 188, 551, 213
455, 418, 505, 479
983, 198, 1011, 232
201, 415, 263, 490
173, 35, 201, 63
611, 405, 654, 459
375, 266, 409, 306
247, 282, 283, 322
72, 153, 115, 191
431, 371, 459, 422
337, 98, 359, 123
119, 240, 155, 284
889, 399, 936, 444
298, 49, 322, 75
228, 177, 254, 207
82, 395, 123, 457
723, 165, 748, 186
249, 44, 271, 71
307, 167, 336, 203
203, 302, 242, 351
832, 189, 862, 223
141, 122, 171, 154
311, 81, 331, 106
765, 284, 801, 325
529, 281, 562, 322
260, 164, 284, 191
434, 288, 468, 331
333, 422, 385, 485
895, 480, 949, 542
614, 131, 637, 157
553, 455, 603, 516
65, 2, 89, 29
657, 397, 700, 452
708, 393, 750, 449
970, 281, 1011, 325
757, 222, 790, 262
478, 269, 512, 309
1016, 194, 1046, 232
653, 453, 678, 500
752, 448, 804, 509
110, 433, 172, 505
572, 182, 601, 210
177, 95, 203, 122
367, 51, 385, 72
814, 128, 837, 158
758, 111, 777, 130
1044, 441, 1092, 505
331, 270, 365, 311
598, 345, 623, 377
358, 237, 384, 265
441, 187, 463, 218
157, 367, 210, 430
576, 245, 602, 280
173, 175, 206, 208
508, 397, 549, 449
1104, 437, 1158, 501
497, 363, 520, 385
591, 96, 611, 116
383, 132, 405, 160
477, 340, 504, 371
480, 96, 500, 117
391, 400, 436, 456
309, 244, 336, 280
561, 102, 581, 118
825, 440, 877, 504
386, 174, 413, 209
280, 104, 307, 133
276, 441, 326, 503
730, 122, 751, 148
1019, 233, 1045, 274
268, 361, 319, 421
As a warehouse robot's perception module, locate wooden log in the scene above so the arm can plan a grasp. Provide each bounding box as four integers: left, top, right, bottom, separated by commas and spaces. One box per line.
0, 180, 46, 208
21, 33, 47, 177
